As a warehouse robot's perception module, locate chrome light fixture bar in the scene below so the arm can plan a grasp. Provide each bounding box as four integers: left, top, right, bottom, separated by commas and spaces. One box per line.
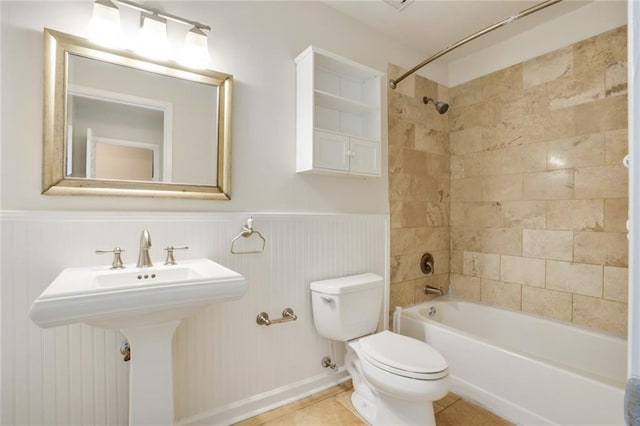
88, 0, 212, 68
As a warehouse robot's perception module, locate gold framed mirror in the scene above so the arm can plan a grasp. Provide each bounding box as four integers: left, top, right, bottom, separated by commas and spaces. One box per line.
42, 28, 233, 200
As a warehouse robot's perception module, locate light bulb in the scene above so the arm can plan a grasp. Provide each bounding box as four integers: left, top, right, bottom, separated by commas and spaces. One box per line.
181, 26, 210, 69
88, 0, 122, 48
136, 14, 170, 60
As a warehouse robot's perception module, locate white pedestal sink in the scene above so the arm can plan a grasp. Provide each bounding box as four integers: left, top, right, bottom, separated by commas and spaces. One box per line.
29, 258, 247, 425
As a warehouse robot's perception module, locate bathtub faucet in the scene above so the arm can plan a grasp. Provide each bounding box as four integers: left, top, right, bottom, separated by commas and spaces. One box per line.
424, 285, 444, 296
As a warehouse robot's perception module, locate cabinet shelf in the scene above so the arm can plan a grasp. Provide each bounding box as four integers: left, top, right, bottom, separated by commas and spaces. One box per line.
314, 90, 378, 115
313, 127, 378, 144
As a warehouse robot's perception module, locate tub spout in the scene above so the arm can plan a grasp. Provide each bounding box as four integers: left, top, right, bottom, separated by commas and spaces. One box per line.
424, 285, 443, 296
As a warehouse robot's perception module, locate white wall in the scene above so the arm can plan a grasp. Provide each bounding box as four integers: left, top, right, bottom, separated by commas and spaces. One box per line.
0, 1, 427, 213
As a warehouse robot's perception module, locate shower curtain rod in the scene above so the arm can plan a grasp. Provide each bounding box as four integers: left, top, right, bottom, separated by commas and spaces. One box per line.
389, 0, 563, 89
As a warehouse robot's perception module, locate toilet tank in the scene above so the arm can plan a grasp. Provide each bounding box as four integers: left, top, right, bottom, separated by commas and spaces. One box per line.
310, 273, 384, 341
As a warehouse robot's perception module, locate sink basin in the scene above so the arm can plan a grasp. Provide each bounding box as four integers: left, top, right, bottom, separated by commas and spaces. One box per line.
29, 258, 247, 329
30, 257, 247, 425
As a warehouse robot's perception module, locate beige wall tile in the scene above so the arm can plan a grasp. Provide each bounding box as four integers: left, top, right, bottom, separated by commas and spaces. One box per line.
416, 75, 438, 102
574, 95, 628, 135
605, 61, 627, 97
573, 295, 627, 336
390, 281, 416, 310
450, 155, 465, 179
481, 228, 522, 256
463, 202, 502, 228
388, 117, 415, 148
546, 134, 605, 169
605, 129, 628, 165
523, 46, 573, 88
450, 250, 463, 274
604, 198, 628, 233
389, 173, 411, 201
392, 227, 449, 255
546, 260, 603, 297
523, 229, 573, 261
402, 149, 428, 176
415, 126, 449, 154
450, 78, 482, 108
463, 251, 500, 280
480, 279, 521, 310
546, 199, 604, 231
450, 274, 481, 301
574, 231, 628, 267
604, 266, 628, 302
501, 143, 548, 174
523, 170, 574, 200
522, 286, 572, 322
482, 174, 522, 201
481, 63, 523, 98
464, 151, 502, 177
573, 26, 627, 75
427, 153, 450, 179
500, 255, 545, 287
426, 202, 450, 227
449, 127, 483, 155
390, 201, 403, 228
547, 70, 605, 110
501, 201, 546, 229
451, 227, 482, 252
574, 165, 628, 199
450, 202, 464, 227
451, 177, 482, 202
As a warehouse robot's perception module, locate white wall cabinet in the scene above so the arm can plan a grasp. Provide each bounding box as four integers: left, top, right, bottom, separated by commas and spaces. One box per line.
295, 46, 382, 176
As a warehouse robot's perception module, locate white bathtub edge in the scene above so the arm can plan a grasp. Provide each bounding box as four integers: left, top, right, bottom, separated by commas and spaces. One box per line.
451, 375, 554, 426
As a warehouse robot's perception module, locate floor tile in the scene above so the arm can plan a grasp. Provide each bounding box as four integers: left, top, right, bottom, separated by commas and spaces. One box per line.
435, 399, 515, 426
262, 397, 366, 426
436, 392, 461, 409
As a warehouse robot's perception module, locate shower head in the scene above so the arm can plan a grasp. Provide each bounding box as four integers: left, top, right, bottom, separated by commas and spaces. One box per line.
423, 97, 449, 114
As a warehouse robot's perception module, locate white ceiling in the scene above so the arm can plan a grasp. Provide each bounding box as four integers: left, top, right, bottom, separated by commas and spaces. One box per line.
324, 0, 592, 65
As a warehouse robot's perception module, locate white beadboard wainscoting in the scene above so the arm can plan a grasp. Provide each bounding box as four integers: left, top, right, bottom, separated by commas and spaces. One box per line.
0, 211, 389, 425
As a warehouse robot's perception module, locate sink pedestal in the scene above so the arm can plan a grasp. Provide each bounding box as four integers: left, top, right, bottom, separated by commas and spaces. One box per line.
121, 320, 181, 426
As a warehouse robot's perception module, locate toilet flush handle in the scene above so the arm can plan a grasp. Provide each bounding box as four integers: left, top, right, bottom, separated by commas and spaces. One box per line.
321, 296, 334, 304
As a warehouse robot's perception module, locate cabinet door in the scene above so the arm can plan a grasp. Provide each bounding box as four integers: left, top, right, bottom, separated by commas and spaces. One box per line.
349, 137, 380, 175
313, 130, 349, 171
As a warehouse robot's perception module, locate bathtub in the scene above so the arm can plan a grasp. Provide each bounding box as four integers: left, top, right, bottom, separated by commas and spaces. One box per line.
399, 297, 627, 425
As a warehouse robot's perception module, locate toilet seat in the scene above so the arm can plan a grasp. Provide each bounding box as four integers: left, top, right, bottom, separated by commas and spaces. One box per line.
359, 331, 448, 380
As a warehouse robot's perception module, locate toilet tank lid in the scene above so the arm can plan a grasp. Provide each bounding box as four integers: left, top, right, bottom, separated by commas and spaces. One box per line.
310, 273, 383, 295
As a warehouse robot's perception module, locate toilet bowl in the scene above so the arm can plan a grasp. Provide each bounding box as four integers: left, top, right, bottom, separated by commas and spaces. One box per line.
310, 273, 450, 425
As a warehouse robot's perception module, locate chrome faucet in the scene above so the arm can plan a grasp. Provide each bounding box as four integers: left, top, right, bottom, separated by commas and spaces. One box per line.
136, 229, 153, 268
424, 285, 444, 296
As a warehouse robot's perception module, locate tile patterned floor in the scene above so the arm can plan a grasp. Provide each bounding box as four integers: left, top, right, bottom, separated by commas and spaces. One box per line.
234, 381, 514, 425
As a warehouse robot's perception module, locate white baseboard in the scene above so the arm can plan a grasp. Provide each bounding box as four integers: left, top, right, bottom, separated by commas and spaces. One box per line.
177, 368, 350, 426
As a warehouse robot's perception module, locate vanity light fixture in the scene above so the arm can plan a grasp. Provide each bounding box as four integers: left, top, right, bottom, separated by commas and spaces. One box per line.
87, 0, 212, 68
182, 26, 210, 69
136, 13, 170, 60
88, 0, 122, 48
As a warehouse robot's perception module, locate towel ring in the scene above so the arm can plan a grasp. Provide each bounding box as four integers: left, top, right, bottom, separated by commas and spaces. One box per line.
230, 217, 266, 254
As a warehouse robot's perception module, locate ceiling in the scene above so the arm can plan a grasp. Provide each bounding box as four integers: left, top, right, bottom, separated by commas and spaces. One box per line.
324, 0, 592, 65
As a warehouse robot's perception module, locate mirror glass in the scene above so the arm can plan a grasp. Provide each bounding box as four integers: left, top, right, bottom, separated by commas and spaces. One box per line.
43, 29, 232, 199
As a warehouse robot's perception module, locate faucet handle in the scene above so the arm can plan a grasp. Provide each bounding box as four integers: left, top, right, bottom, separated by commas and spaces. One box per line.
163, 245, 189, 265
95, 247, 125, 269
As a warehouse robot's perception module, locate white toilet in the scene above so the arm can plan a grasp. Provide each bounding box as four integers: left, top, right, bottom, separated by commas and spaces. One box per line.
310, 273, 450, 426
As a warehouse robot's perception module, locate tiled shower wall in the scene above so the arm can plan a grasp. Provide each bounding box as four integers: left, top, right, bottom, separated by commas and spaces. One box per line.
388, 65, 451, 310
390, 26, 629, 336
